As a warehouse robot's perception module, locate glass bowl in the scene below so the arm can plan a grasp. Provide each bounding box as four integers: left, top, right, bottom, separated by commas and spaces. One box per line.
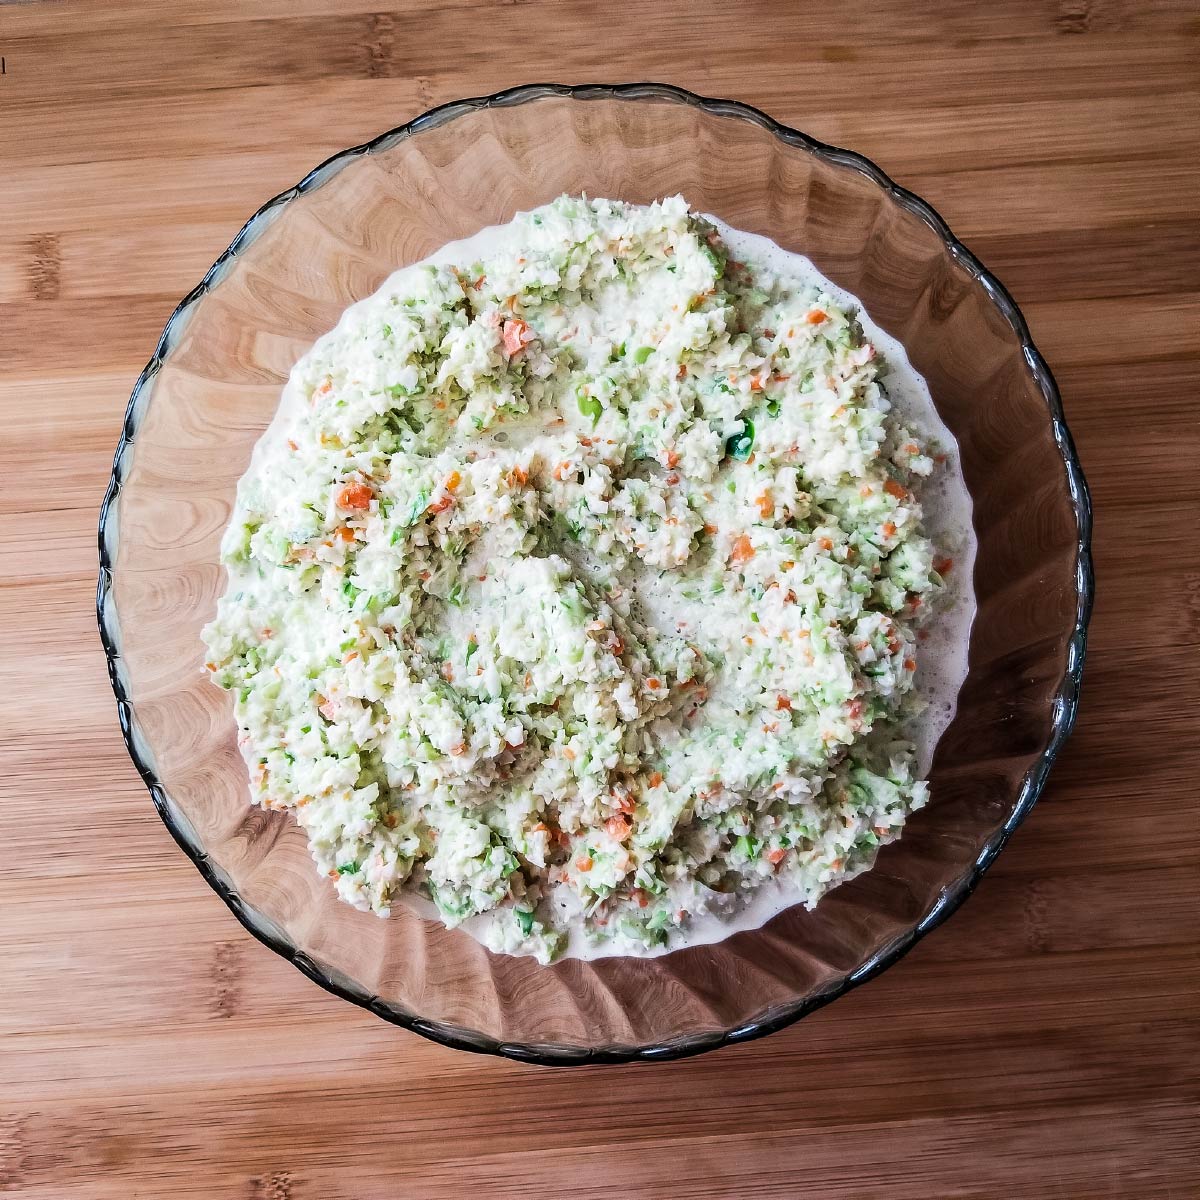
97, 84, 1092, 1064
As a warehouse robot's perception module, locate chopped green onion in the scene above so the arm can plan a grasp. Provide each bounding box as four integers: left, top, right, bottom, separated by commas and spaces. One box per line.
516, 908, 535, 936
336, 862, 359, 875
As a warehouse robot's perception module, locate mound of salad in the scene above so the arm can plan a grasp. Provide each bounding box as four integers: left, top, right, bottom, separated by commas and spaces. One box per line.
203, 195, 948, 962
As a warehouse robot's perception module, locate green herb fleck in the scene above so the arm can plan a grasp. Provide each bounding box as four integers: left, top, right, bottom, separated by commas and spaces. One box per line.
735, 834, 759, 860
726, 420, 755, 461
405, 489, 430, 525
576, 388, 603, 427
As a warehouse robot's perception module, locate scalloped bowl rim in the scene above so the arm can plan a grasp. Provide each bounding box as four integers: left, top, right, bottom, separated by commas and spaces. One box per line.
96, 82, 1094, 1066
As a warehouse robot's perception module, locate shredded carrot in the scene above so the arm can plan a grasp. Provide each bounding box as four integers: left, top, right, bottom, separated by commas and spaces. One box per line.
287, 439, 299, 452
884, 478, 907, 500
776, 695, 792, 711
806, 309, 827, 325
334, 481, 373, 511
605, 815, 630, 840
756, 493, 774, 519
647, 771, 664, 788
818, 536, 834, 551
501, 317, 532, 358
730, 534, 754, 564
766, 848, 787, 866
445, 470, 462, 492
575, 854, 593, 872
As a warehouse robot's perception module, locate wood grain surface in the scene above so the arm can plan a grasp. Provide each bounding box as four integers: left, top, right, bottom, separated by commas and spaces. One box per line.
2, 3, 1198, 1196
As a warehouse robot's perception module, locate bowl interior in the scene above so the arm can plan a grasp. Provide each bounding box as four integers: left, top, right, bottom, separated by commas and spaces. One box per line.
102, 88, 1086, 1060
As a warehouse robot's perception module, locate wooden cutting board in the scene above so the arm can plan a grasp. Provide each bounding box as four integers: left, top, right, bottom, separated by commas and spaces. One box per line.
2, 3, 1197, 1196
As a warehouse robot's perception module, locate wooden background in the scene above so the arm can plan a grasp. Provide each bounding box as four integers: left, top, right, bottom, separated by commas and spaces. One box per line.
2, 2, 1197, 1196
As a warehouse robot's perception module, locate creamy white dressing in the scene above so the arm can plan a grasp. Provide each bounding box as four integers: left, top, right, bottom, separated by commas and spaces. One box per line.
211, 197, 976, 963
